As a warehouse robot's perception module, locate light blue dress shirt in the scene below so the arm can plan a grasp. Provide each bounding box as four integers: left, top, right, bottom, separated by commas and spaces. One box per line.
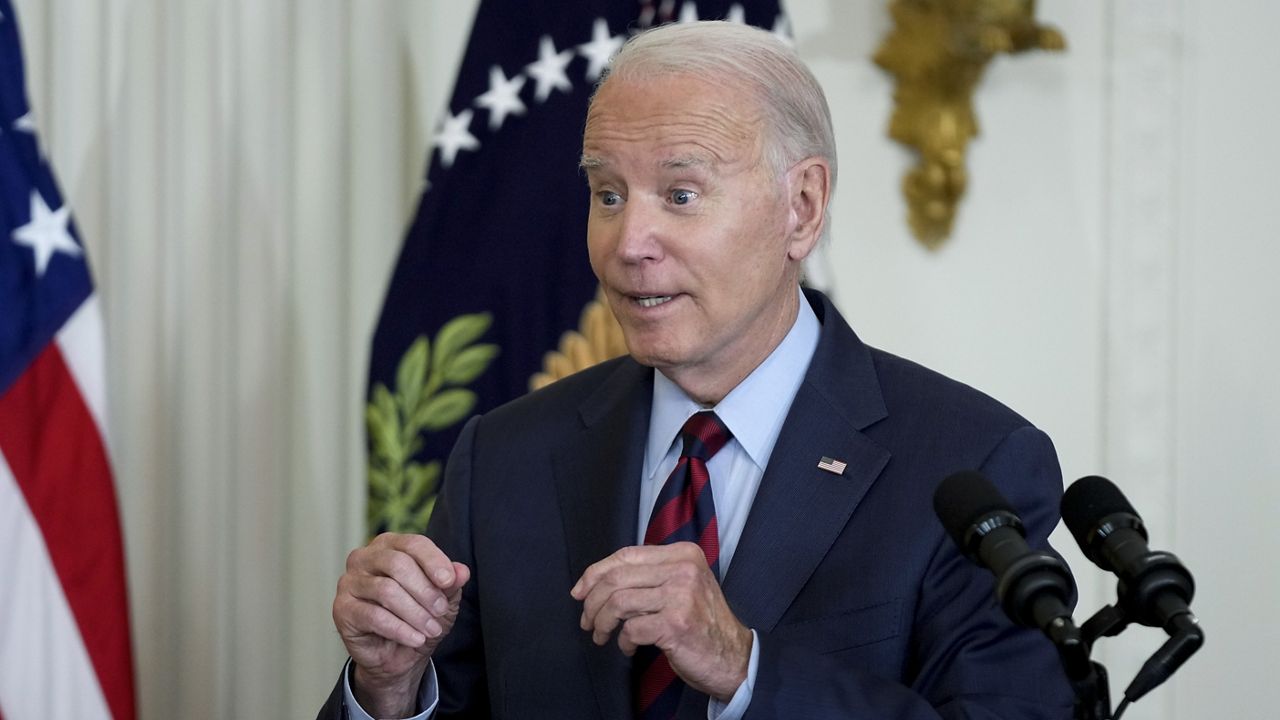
345, 289, 820, 720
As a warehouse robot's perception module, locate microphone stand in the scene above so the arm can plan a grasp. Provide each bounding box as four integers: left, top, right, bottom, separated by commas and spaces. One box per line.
1078, 596, 1204, 718
1051, 540, 1203, 718
1042, 613, 1110, 720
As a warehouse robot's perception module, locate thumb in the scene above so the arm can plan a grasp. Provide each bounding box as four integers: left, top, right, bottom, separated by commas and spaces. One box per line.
447, 562, 471, 599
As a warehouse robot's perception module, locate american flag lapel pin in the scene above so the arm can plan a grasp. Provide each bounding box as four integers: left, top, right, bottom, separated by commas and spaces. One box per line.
817, 456, 848, 475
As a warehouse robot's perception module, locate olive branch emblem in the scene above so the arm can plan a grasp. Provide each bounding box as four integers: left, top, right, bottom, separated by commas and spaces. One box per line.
366, 313, 499, 536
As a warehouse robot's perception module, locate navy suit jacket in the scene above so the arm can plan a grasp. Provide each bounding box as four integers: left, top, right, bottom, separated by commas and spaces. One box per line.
321, 289, 1074, 719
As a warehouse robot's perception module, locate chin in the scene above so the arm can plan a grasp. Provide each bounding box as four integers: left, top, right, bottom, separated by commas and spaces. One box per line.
620, 339, 682, 370
617, 321, 698, 369
622, 346, 666, 369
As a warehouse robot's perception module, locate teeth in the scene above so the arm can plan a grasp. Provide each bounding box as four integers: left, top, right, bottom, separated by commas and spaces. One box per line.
637, 295, 673, 308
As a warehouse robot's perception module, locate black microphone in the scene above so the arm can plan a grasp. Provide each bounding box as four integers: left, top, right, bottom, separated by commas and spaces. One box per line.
933, 471, 1077, 638
1061, 476, 1197, 631
1061, 475, 1204, 703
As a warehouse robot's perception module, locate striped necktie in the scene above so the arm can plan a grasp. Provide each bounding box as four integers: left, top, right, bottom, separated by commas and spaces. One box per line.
633, 410, 732, 719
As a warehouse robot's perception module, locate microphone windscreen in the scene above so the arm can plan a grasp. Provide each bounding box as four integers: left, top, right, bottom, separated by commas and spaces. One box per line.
1060, 475, 1139, 551
933, 471, 1013, 550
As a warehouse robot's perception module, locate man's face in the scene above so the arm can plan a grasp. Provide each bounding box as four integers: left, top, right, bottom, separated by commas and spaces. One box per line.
582, 73, 811, 401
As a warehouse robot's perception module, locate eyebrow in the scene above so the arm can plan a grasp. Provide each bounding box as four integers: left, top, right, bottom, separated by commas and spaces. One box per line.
578, 153, 717, 173
660, 155, 713, 170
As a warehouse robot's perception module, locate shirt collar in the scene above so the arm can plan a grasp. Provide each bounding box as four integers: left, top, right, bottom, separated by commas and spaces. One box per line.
645, 287, 821, 476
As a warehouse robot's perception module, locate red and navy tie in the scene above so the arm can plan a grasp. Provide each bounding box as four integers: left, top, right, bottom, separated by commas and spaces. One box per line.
632, 411, 732, 719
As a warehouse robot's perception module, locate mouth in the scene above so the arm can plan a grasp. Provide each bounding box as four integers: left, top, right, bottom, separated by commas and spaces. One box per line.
634, 295, 674, 309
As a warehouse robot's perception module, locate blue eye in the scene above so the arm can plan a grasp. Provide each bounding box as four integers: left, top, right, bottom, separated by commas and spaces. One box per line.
670, 189, 696, 205
599, 191, 621, 207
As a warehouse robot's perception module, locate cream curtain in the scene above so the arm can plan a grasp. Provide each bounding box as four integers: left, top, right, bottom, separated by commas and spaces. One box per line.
12, 0, 476, 716
13, 1, 1280, 719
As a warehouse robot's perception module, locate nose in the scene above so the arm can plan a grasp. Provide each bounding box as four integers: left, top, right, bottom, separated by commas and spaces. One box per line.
613, 198, 665, 265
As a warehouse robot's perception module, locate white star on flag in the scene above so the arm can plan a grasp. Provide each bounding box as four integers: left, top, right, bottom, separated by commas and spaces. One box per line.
679, 2, 699, 23
577, 18, 624, 82
11, 189, 81, 277
432, 109, 480, 168
13, 111, 37, 133
526, 35, 574, 103
726, 4, 746, 24
475, 65, 527, 131
772, 14, 793, 46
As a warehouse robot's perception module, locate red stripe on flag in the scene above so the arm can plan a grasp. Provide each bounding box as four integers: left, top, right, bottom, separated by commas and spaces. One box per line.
0, 344, 136, 720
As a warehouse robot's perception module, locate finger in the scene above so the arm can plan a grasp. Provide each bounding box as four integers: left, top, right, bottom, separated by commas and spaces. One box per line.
587, 586, 666, 646
384, 534, 459, 588
345, 572, 442, 638
446, 561, 472, 599
353, 534, 457, 587
597, 558, 711, 648
336, 593, 428, 648
578, 562, 677, 630
355, 535, 464, 614
571, 544, 677, 600
357, 545, 457, 621
617, 631, 638, 656
618, 611, 667, 655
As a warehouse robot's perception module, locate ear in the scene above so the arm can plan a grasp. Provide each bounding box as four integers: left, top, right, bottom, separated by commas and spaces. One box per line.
784, 157, 832, 262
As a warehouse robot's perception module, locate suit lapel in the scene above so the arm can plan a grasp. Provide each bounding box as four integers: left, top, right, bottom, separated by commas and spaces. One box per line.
551, 359, 652, 720
720, 290, 892, 632
549, 291, 888, 716
673, 384, 889, 718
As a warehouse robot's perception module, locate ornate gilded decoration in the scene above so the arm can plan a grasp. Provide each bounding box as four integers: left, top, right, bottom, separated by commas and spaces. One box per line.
530, 287, 629, 390
874, 0, 1065, 248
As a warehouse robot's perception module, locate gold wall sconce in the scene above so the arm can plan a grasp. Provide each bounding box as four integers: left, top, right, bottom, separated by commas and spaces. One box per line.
874, 0, 1065, 249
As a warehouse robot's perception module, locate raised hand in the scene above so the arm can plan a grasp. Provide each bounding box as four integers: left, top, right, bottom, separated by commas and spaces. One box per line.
571, 542, 752, 702
333, 533, 471, 717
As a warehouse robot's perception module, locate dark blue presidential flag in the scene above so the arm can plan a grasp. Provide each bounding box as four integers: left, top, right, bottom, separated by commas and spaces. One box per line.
365, 0, 788, 536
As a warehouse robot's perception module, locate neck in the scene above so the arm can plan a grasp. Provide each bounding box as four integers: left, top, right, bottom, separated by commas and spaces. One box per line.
663, 288, 802, 406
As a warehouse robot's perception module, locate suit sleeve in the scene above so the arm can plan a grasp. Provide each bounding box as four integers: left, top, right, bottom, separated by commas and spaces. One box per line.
316, 671, 345, 720
744, 425, 1075, 719
315, 417, 488, 720
422, 415, 493, 718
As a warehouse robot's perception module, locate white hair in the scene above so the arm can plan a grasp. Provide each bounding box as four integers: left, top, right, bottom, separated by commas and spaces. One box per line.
596, 21, 837, 190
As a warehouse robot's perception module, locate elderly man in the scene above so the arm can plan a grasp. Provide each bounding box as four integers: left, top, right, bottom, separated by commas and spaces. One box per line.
321, 20, 1073, 720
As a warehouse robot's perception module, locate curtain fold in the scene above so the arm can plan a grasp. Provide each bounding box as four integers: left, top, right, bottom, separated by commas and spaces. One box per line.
11, 0, 480, 715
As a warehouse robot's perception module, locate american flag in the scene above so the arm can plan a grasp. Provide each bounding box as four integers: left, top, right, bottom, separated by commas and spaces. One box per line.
817, 456, 848, 475
0, 2, 136, 718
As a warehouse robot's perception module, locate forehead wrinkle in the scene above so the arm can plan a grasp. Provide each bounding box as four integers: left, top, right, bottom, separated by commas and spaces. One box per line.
583, 75, 776, 179
584, 123, 760, 172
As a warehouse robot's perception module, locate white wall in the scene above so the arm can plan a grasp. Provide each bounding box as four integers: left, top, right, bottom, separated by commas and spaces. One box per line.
800, 2, 1279, 718
12, 0, 1276, 717
1171, 1, 1280, 714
